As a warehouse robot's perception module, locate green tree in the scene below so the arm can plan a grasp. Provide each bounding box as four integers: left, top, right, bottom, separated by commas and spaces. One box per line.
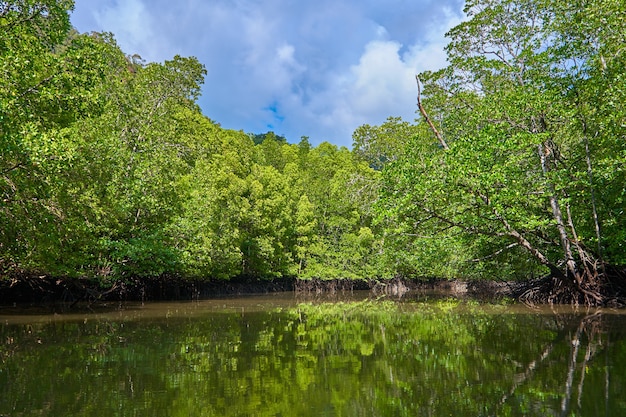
241, 164, 296, 277
50, 53, 207, 279
293, 143, 385, 279
378, 0, 626, 302
294, 195, 317, 274
0, 2, 131, 275
352, 116, 418, 170
168, 125, 255, 279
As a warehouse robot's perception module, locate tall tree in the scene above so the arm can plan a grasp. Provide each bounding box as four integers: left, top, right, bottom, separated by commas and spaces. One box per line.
0, 1, 128, 274
378, 0, 625, 304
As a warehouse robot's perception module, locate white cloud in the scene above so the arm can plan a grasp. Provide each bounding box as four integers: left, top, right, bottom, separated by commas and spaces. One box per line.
91, 0, 163, 62
301, 40, 415, 142
349, 41, 416, 115
298, 7, 464, 145
276, 44, 297, 67
70, 0, 465, 147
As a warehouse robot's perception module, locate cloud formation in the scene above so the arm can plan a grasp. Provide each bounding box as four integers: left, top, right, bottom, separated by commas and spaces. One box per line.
71, 0, 465, 147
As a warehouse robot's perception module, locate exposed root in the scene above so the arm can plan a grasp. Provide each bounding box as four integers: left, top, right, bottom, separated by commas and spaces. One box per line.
294, 278, 370, 294
2, 268, 625, 306
517, 268, 626, 307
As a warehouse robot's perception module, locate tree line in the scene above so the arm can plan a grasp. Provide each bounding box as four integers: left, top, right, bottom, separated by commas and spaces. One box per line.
1, 0, 624, 304
372, 0, 626, 303
1, 0, 385, 283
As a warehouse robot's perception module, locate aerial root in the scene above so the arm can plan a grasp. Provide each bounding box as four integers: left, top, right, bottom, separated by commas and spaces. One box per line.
518, 267, 626, 307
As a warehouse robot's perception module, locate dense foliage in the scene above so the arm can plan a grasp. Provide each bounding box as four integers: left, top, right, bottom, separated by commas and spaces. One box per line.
0, 0, 385, 282
1, 0, 624, 299
375, 0, 626, 302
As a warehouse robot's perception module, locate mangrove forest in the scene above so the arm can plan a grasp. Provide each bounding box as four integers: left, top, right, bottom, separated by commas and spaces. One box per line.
1, 0, 625, 305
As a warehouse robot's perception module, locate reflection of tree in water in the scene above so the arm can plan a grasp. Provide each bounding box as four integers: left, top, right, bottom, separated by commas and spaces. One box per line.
279, 302, 626, 417
559, 313, 612, 417
497, 312, 621, 417
2, 302, 626, 416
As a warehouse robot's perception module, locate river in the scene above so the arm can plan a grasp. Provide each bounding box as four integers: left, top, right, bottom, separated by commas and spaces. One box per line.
1, 292, 625, 416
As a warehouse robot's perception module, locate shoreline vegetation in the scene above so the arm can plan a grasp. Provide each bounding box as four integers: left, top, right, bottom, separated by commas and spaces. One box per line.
2, 1, 625, 307
0, 275, 520, 305
2, 273, 625, 308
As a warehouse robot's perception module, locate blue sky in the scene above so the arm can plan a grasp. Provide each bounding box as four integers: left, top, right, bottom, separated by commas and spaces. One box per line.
70, 0, 465, 148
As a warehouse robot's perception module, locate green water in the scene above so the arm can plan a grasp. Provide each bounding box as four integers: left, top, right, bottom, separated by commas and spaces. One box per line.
1, 293, 625, 416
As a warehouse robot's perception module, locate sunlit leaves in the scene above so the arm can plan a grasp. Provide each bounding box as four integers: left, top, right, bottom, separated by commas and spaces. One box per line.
376, 0, 626, 281
0, 2, 126, 273
352, 116, 418, 170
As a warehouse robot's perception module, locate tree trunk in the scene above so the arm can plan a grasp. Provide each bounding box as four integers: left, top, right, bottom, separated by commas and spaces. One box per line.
538, 142, 580, 283
416, 76, 449, 150
584, 133, 603, 260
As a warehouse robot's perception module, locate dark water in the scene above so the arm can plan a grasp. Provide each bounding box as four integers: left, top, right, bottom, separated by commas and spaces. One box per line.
1, 293, 626, 416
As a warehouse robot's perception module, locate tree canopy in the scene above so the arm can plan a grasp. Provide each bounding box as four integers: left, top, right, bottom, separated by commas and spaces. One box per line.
1, 0, 624, 305
0, 0, 385, 283
376, 0, 626, 304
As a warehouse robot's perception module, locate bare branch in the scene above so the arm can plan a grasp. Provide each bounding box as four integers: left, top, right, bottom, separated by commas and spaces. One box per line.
416, 75, 449, 150
2, 162, 26, 176
469, 242, 519, 262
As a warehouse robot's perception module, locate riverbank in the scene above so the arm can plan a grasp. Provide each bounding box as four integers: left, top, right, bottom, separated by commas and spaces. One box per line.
4, 270, 626, 308
0, 274, 541, 307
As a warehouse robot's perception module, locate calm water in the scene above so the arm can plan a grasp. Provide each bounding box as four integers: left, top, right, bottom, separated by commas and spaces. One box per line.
1, 292, 625, 416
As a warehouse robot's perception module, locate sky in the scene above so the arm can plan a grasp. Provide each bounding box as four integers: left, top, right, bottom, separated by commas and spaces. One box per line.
70, 0, 465, 148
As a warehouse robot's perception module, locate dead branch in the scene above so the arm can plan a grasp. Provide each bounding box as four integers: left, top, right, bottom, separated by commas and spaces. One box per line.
416, 75, 449, 150
470, 242, 519, 262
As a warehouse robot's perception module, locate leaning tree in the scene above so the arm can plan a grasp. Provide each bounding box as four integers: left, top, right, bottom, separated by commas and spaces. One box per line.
380, 0, 626, 304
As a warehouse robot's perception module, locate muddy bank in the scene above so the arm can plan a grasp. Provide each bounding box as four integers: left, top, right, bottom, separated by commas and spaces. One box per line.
0, 275, 295, 305
294, 276, 526, 299
0, 274, 535, 307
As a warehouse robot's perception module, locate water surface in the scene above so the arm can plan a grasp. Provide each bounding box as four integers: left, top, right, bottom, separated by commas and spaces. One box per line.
1, 293, 625, 416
